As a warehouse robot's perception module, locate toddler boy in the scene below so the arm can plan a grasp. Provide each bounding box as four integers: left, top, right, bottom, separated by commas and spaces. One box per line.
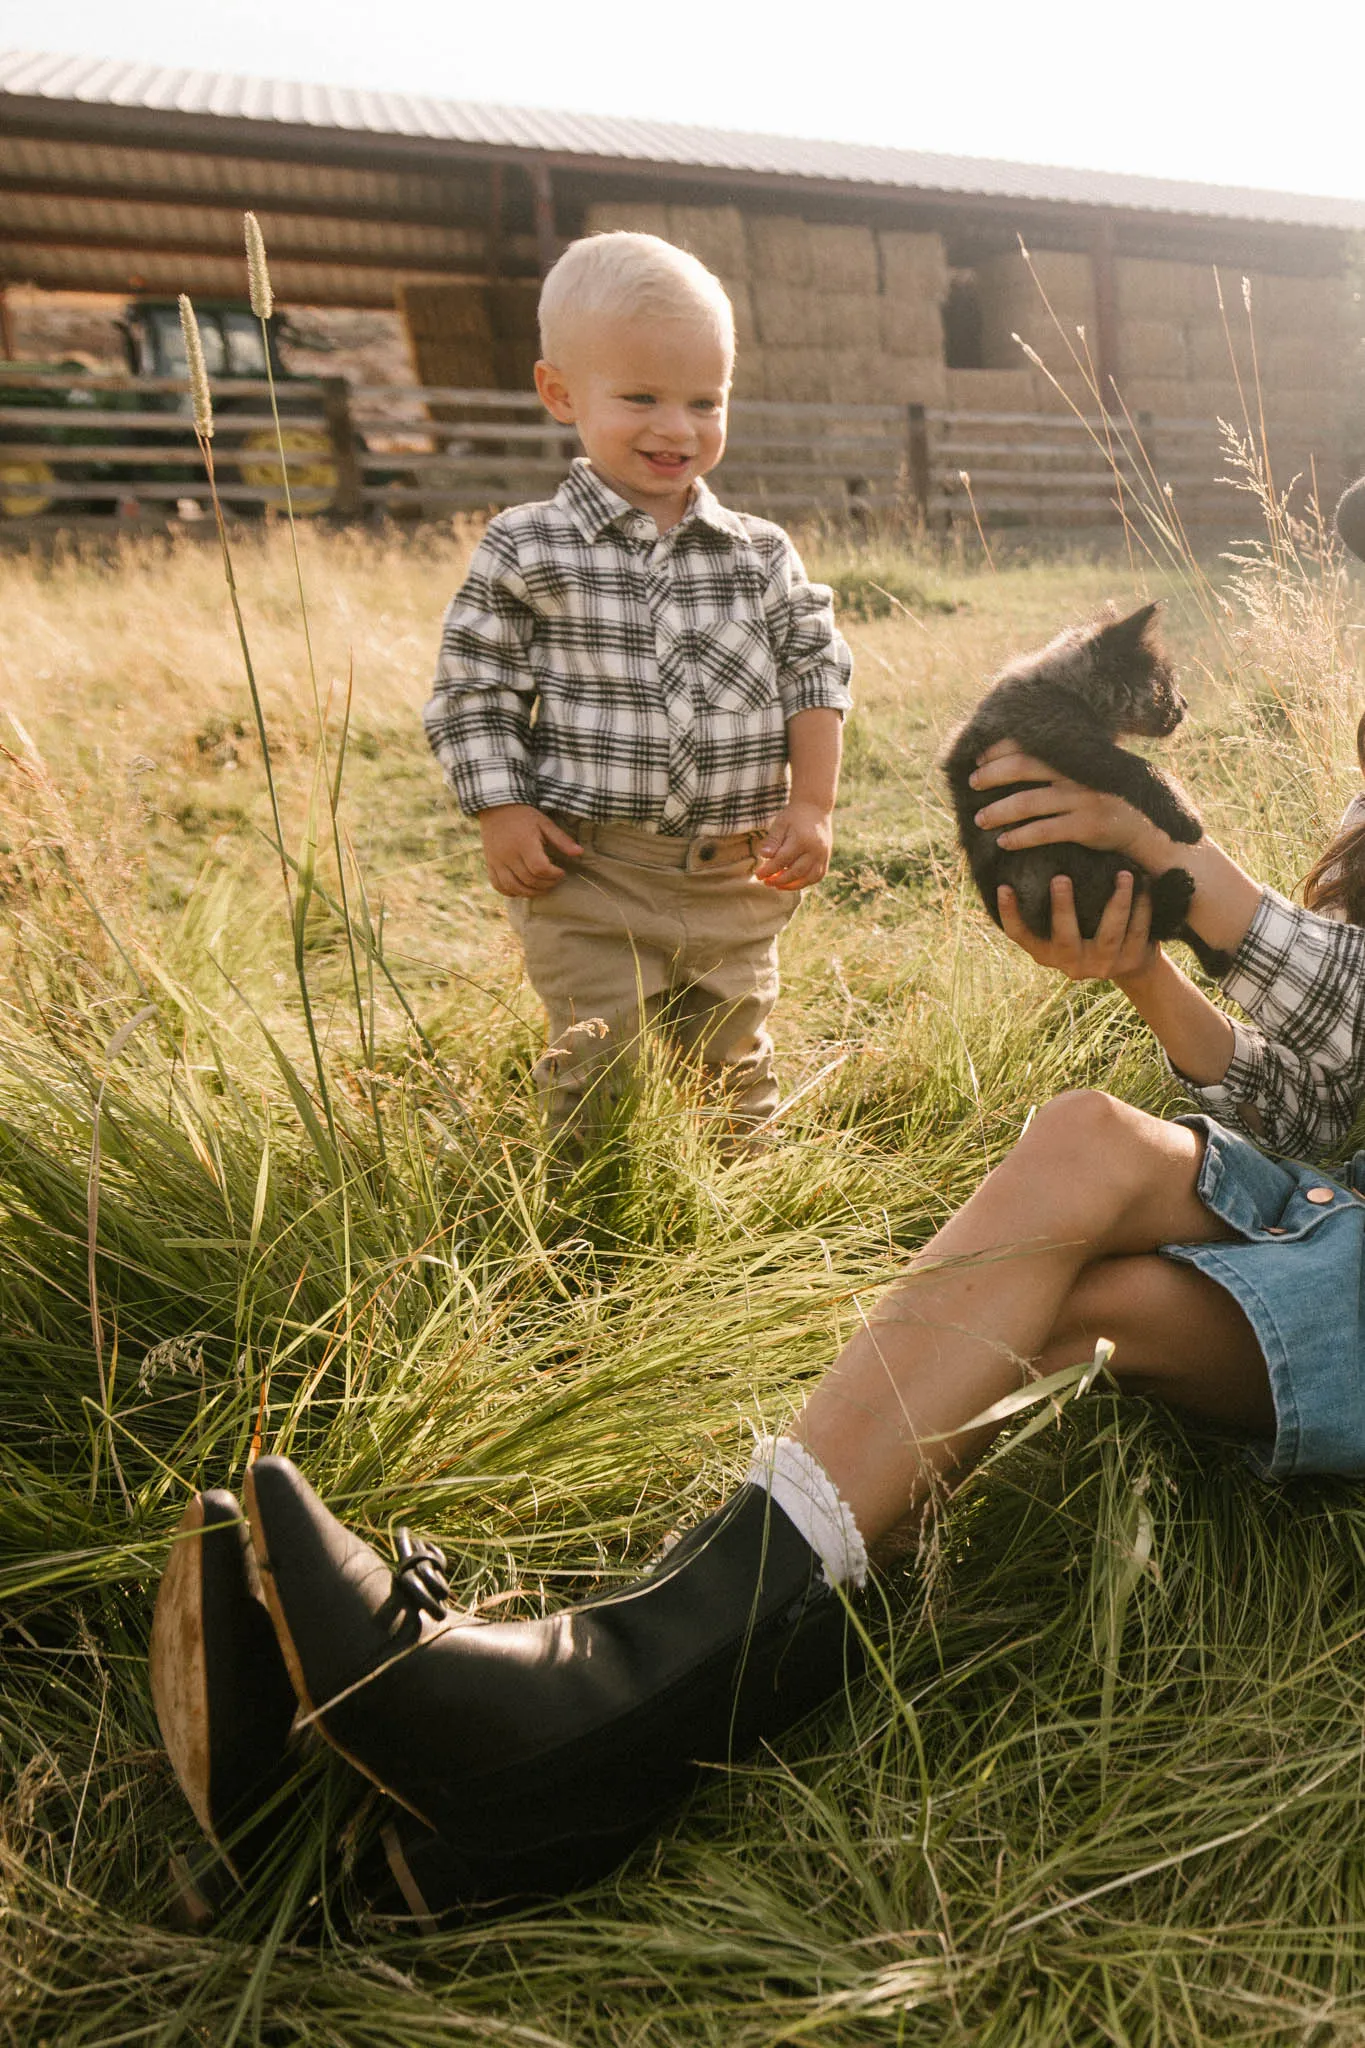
423, 232, 853, 1150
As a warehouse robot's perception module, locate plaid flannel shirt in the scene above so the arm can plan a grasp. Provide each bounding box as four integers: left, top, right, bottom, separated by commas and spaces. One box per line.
1183, 881, 1365, 1161
423, 458, 853, 835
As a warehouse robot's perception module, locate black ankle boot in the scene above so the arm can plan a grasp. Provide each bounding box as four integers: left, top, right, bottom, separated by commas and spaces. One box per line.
245, 1457, 862, 1905
149, 1488, 302, 1920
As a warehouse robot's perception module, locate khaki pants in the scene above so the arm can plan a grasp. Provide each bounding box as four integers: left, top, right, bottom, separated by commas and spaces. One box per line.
505, 817, 800, 1147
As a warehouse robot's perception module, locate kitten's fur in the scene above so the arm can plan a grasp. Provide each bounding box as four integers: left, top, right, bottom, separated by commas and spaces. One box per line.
941, 603, 1229, 978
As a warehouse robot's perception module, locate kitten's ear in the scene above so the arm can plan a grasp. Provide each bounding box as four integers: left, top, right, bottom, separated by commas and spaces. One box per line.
1096, 601, 1161, 657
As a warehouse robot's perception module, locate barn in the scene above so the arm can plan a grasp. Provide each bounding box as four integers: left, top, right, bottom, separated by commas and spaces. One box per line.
2, 47, 1361, 524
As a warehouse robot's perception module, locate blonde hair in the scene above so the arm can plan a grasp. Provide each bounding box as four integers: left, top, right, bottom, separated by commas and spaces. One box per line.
538, 232, 735, 369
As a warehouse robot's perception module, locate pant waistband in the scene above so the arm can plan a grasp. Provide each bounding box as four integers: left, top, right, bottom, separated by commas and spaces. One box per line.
557, 816, 765, 874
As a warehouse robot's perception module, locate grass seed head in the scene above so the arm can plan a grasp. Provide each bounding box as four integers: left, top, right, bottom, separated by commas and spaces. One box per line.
244, 212, 274, 321
177, 294, 213, 439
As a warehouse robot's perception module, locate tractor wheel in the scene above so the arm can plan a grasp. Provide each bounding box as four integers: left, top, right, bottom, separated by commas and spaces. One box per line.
236, 427, 337, 516
0, 457, 57, 518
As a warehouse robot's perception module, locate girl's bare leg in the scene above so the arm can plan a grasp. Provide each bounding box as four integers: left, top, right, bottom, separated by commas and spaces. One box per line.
794, 1091, 1271, 1550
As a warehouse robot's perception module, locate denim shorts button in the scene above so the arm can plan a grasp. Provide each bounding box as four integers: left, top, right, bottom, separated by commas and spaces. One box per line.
698, 844, 716, 861
1307, 1187, 1336, 1204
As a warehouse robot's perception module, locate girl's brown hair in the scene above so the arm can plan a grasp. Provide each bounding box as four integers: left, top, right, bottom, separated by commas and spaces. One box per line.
1303, 709, 1365, 922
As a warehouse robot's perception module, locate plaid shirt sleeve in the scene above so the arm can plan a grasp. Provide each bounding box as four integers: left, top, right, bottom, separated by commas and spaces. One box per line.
1176, 887, 1365, 1157
422, 524, 539, 814
762, 534, 854, 720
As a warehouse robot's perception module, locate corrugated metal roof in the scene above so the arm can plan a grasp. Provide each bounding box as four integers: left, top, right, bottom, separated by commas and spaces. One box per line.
4, 46, 1365, 233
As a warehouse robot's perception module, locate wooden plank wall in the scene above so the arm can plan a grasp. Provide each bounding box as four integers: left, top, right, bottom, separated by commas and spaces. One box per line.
0, 370, 1275, 531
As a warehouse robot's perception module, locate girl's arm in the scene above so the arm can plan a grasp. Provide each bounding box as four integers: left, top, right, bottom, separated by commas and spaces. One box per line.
978, 749, 1365, 1155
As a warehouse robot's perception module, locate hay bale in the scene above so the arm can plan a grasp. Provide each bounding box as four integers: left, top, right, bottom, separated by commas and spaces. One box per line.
729, 350, 768, 401
878, 230, 948, 304
582, 201, 671, 240
880, 300, 947, 358
1262, 385, 1346, 427
980, 308, 1084, 377
762, 347, 832, 403
746, 214, 815, 284
666, 204, 749, 277
719, 277, 758, 351
819, 293, 888, 350
1029, 370, 1101, 416
946, 367, 1036, 413
751, 282, 822, 347
807, 223, 879, 295
878, 357, 948, 405
979, 248, 1095, 317
1245, 271, 1348, 334
1184, 322, 1249, 380
1120, 321, 1189, 380
485, 279, 541, 386
827, 349, 895, 405
1121, 376, 1231, 419
1115, 258, 1220, 321
399, 283, 499, 387
1257, 338, 1347, 390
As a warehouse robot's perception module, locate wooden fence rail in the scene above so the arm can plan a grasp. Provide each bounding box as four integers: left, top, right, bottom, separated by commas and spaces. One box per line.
0, 368, 1242, 530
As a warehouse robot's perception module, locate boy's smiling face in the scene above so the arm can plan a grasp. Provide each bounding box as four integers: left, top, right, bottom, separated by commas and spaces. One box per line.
535, 315, 731, 531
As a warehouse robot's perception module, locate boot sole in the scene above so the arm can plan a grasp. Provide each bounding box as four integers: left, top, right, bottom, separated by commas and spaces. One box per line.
150, 1486, 301, 1883
150, 1494, 217, 1847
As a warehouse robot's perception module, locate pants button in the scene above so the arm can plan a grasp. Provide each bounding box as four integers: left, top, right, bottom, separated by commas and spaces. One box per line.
1306, 1187, 1336, 1204
698, 844, 716, 862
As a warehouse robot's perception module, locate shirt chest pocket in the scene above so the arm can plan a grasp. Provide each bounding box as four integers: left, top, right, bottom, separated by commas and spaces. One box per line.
687, 616, 779, 714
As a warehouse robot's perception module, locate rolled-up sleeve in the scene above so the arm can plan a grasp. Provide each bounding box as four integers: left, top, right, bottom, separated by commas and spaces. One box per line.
763, 536, 854, 720
422, 530, 539, 815
1176, 888, 1365, 1156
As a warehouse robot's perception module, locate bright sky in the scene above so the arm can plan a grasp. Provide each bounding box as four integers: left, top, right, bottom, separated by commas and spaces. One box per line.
3, 0, 1362, 203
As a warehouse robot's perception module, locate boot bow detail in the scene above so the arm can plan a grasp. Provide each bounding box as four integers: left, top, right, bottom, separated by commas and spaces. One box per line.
392, 1529, 450, 1619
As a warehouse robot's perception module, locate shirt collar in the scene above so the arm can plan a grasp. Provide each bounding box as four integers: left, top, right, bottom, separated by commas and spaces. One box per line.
556, 456, 750, 547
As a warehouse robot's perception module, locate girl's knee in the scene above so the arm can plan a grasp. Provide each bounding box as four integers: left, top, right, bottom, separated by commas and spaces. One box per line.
1019, 1089, 1143, 1160
1012, 1091, 1183, 1202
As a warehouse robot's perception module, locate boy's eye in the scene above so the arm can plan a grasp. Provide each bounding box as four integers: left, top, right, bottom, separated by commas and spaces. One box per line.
691, 399, 721, 414
621, 393, 655, 406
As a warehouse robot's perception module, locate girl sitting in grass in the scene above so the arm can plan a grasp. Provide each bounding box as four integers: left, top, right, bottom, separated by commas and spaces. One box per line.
152, 490, 1365, 1924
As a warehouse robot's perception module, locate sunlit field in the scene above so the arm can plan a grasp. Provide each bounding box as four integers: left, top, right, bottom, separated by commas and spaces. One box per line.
3, 486, 1365, 2046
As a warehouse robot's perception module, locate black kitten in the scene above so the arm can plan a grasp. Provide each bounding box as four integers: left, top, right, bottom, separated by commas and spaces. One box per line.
941, 603, 1229, 978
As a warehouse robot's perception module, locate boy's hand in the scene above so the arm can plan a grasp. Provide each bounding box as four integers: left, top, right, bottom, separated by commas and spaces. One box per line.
478, 805, 582, 897
970, 738, 1179, 873
998, 870, 1159, 984
756, 801, 834, 890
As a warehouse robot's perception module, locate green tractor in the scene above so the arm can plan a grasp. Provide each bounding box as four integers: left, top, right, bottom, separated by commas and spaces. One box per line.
0, 299, 338, 520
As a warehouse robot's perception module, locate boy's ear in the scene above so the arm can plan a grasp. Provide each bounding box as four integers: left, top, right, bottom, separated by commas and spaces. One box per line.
535, 359, 576, 425
1098, 601, 1160, 651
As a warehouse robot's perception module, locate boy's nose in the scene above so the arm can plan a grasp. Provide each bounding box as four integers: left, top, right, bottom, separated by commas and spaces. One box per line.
653, 407, 694, 444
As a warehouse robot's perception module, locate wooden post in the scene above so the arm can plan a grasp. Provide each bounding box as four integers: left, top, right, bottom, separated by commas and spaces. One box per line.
529, 163, 558, 277
1134, 409, 1159, 520
1089, 216, 1120, 417
906, 403, 931, 526
0, 287, 13, 361
487, 163, 504, 283
321, 376, 363, 521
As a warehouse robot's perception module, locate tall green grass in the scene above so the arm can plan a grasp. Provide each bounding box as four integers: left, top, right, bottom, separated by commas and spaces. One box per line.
2, 308, 1365, 2043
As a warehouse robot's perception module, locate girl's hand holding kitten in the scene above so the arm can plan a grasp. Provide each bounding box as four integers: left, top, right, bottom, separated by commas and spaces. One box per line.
997, 868, 1159, 985
969, 739, 1179, 873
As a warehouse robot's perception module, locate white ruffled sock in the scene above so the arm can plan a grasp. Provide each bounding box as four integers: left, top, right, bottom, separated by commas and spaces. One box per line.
745, 1434, 868, 1590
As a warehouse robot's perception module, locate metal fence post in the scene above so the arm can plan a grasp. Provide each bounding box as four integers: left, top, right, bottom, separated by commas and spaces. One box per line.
321, 376, 363, 520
